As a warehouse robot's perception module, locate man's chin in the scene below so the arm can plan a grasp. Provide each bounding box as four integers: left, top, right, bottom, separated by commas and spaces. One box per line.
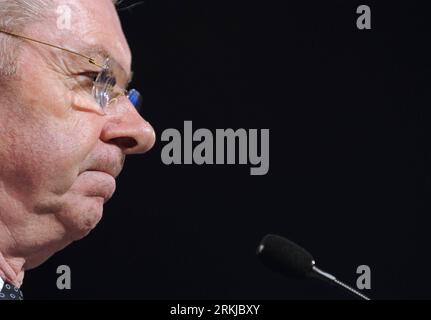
27, 173, 115, 263
59, 194, 106, 241
59, 171, 116, 240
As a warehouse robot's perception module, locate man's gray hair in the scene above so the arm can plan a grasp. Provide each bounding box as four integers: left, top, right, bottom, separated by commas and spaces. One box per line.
0, 0, 119, 76
0, 0, 52, 76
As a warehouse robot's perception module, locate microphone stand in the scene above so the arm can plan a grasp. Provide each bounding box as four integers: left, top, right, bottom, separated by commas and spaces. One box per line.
309, 264, 371, 301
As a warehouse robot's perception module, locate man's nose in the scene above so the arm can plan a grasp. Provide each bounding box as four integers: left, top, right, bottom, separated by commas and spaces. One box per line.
100, 100, 156, 155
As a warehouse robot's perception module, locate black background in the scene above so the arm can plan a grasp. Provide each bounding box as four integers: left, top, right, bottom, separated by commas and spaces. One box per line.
22, 0, 431, 299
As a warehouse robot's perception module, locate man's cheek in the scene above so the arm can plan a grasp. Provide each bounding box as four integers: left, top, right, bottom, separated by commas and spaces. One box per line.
4, 143, 77, 198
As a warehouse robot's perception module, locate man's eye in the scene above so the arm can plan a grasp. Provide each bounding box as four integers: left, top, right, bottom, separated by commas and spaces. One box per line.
77, 72, 99, 85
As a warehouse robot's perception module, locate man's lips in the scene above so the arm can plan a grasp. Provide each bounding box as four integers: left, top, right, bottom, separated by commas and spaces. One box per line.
76, 170, 117, 203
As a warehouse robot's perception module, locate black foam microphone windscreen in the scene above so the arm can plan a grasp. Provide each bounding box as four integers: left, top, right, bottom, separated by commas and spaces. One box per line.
257, 234, 315, 278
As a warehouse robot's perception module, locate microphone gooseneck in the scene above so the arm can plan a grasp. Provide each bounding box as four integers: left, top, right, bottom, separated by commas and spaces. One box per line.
257, 234, 371, 300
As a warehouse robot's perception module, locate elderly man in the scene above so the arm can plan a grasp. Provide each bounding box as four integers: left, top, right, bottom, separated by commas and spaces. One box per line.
0, 0, 155, 299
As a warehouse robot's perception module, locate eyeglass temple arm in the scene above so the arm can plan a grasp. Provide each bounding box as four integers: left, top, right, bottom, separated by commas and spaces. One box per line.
0, 29, 104, 68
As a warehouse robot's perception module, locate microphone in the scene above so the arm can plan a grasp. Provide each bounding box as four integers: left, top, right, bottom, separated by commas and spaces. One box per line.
256, 234, 371, 300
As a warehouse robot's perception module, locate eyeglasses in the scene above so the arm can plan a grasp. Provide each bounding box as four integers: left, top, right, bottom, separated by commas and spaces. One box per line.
0, 29, 143, 113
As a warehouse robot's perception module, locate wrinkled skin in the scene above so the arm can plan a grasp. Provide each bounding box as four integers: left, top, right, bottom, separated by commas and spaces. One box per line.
0, 0, 155, 287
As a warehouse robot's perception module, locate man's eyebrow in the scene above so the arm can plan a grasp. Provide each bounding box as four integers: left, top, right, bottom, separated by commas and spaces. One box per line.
81, 46, 109, 63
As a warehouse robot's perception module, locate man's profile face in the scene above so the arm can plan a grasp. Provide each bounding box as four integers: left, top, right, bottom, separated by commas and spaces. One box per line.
0, 0, 155, 275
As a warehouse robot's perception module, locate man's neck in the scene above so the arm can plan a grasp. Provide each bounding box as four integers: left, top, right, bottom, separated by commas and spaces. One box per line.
0, 218, 25, 287
0, 252, 25, 288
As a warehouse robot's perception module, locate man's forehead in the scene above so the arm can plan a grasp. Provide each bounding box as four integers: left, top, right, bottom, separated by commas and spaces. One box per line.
50, 0, 132, 84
